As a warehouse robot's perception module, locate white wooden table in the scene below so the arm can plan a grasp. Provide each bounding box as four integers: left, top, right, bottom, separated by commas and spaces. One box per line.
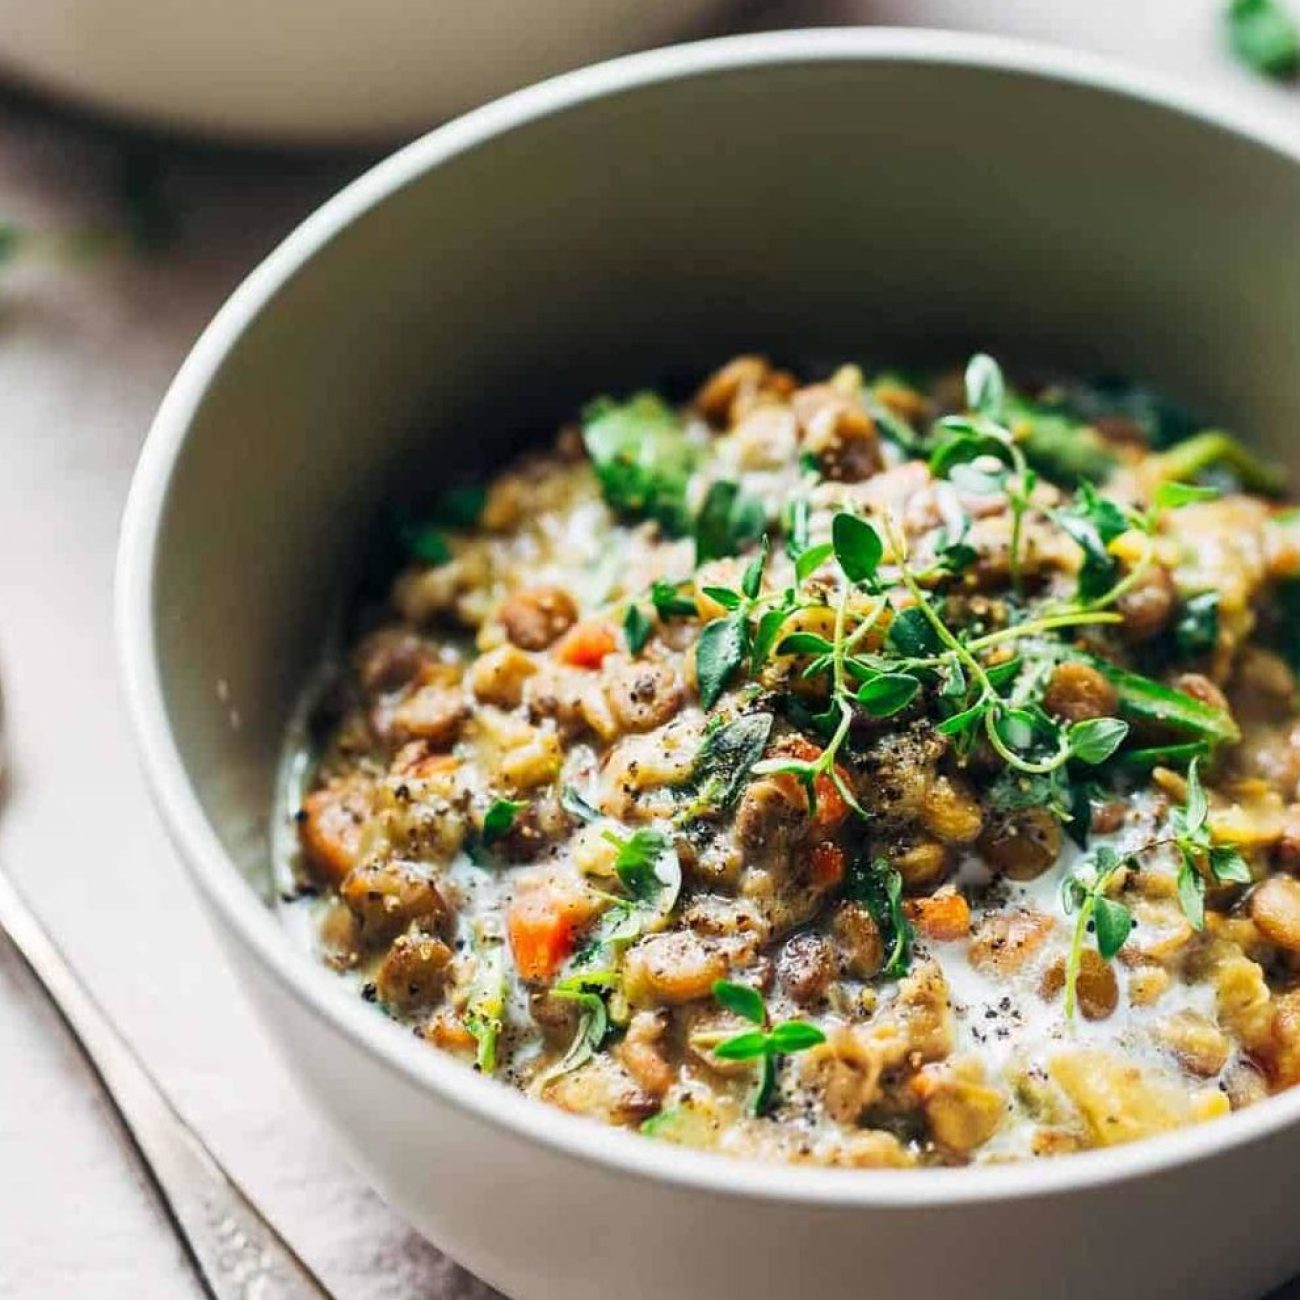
1, 3, 1297, 1297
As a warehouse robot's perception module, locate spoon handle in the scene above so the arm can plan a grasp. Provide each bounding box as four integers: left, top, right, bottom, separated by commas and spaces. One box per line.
0, 865, 336, 1300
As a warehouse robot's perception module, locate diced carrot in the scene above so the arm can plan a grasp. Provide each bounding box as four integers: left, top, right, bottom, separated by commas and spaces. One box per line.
905, 892, 972, 942
507, 884, 599, 982
421, 1012, 477, 1056
555, 621, 617, 669
783, 737, 851, 833
808, 840, 846, 890
297, 779, 372, 886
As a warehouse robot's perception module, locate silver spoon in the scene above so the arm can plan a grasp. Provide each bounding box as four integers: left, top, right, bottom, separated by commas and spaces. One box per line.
0, 685, 336, 1299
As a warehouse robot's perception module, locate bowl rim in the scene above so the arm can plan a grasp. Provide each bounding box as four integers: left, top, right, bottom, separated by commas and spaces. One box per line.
118, 25, 1300, 1208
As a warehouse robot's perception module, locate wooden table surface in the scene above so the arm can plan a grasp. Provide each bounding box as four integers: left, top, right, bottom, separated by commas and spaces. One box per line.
1, 3, 1298, 1297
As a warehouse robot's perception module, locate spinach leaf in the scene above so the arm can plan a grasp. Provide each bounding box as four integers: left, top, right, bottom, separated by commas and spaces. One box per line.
1173, 591, 1220, 661
845, 856, 912, 978
695, 480, 766, 565
583, 393, 697, 533
691, 712, 774, 811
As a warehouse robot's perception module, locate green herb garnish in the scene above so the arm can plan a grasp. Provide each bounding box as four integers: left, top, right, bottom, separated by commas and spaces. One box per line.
1061, 845, 1134, 1018
464, 943, 507, 1073
1060, 757, 1251, 1014
624, 602, 653, 655
708, 980, 826, 1116
1169, 758, 1253, 928
482, 798, 528, 847
650, 578, 697, 620
538, 971, 617, 1086
602, 827, 675, 902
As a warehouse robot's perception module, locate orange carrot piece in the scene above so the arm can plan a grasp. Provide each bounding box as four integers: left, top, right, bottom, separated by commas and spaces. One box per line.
298, 780, 371, 886
808, 841, 847, 890
782, 737, 851, 833
555, 621, 617, 669
905, 892, 972, 942
507, 886, 597, 981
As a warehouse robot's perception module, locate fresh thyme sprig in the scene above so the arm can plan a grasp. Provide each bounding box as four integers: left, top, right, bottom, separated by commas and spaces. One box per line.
1059, 757, 1252, 1015
928, 353, 1038, 594
1169, 757, 1253, 926
885, 517, 1130, 778
1061, 844, 1134, 1019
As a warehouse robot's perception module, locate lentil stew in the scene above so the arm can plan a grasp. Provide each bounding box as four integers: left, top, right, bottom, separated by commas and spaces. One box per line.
278, 354, 1300, 1167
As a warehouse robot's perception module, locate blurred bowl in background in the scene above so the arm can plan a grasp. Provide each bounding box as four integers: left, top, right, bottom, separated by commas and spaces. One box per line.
0, 0, 740, 145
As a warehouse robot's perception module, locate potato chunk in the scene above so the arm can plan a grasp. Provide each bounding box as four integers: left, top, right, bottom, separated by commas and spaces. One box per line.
1050, 1050, 1201, 1146
623, 932, 727, 1007
912, 1060, 1005, 1156
1250, 875, 1300, 951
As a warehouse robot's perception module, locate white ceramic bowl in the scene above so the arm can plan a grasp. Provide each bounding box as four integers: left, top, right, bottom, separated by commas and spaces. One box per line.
0, 0, 736, 144
118, 30, 1300, 1300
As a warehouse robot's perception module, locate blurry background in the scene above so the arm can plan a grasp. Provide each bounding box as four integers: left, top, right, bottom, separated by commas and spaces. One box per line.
1, 1, 1297, 1297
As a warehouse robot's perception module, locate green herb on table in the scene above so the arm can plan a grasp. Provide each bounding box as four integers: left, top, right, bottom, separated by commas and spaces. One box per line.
708, 980, 826, 1116
1227, 0, 1300, 78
